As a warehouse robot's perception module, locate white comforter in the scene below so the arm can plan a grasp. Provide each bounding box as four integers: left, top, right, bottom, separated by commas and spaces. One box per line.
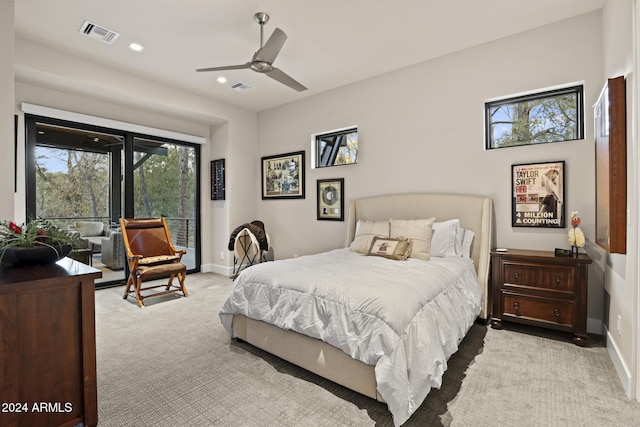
219, 248, 482, 426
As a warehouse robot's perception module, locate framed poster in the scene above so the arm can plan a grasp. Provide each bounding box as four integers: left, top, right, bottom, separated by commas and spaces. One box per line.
512, 161, 565, 228
261, 151, 305, 199
317, 178, 344, 221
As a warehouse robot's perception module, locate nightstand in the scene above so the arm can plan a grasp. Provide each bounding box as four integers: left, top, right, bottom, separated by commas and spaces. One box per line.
490, 249, 592, 346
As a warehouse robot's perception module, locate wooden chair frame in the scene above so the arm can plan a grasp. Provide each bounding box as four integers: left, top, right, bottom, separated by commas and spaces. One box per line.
120, 217, 188, 307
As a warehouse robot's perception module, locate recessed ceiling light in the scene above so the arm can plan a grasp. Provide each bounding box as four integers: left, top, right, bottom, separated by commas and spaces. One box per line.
128, 42, 144, 52
216, 76, 227, 83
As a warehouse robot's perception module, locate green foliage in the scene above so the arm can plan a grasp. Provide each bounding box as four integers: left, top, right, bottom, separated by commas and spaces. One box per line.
490, 93, 579, 148
35, 144, 196, 247
0, 219, 79, 262
36, 148, 109, 222
133, 146, 195, 219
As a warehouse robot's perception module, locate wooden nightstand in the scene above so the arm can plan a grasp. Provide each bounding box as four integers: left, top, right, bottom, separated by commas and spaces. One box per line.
490, 249, 592, 346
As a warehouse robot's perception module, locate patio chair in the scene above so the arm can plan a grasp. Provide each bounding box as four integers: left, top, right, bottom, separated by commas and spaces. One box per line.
119, 217, 188, 308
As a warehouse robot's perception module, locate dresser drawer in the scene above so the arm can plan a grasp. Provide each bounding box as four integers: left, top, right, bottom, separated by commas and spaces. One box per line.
503, 263, 574, 292
502, 293, 574, 327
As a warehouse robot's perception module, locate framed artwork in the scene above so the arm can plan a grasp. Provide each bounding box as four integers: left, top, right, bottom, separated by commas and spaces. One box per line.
261, 151, 305, 199
210, 158, 225, 200
317, 178, 344, 221
595, 76, 627, 253
512, 161, 565, 228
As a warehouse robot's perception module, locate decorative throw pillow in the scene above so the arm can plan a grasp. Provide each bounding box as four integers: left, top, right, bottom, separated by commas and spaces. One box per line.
138, 255, 180, 266
350, 220, 390, 254
431, 219, 462, 257
367, 236, 413, 260
389, 217, 435, 260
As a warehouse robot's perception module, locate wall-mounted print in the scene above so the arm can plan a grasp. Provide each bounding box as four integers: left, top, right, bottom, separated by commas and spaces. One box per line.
317, 178, 344, 221
512, 161, 565, 228
210, 158, 225, 200
261, 151, 305, 199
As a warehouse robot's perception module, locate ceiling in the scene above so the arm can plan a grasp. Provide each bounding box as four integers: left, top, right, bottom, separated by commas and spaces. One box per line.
14, 0, 604, 113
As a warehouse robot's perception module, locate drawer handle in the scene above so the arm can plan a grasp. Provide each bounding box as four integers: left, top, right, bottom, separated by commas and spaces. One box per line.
514, 272, 520, 279
513, 302, 520, 311
554, 308, 561, 319
555, 276, 561, 284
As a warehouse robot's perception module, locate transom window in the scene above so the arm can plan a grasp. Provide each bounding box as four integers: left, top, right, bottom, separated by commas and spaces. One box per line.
485, 85, 584, 149
313, 127, 358, 168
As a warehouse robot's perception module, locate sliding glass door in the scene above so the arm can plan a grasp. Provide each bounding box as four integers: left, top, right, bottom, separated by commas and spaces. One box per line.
131, 137, 198, 270
25, 115, 200, 286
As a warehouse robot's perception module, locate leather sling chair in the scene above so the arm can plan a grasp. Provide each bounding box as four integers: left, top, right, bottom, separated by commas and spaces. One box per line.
119, 217, 188, 307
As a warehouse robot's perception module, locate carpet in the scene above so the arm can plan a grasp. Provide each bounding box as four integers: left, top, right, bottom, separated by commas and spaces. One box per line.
95, 272, 640, 426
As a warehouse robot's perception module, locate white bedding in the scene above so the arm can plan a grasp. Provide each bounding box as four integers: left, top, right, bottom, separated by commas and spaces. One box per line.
219, 248, 483, 426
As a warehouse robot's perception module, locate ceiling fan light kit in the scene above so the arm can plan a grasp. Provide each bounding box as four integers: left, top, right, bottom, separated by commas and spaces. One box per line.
196, 12, 307, 92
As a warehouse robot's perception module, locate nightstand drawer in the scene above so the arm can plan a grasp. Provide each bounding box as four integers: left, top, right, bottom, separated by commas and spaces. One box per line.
503, 293, 574, 327
503, 263, 574, 292
491, 249, 591, 345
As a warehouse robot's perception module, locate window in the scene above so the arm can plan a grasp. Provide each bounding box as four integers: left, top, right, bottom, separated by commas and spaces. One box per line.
25, 115, 201, 287
313, 127, 358, 168
485, 85, 584, 149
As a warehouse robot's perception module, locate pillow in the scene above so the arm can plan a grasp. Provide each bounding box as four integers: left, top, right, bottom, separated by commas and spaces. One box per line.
138, 255, 180, 266
74, 221, 104, 237
431, 219, 461, 257
367, 236, 413, 261
460, 228, 475, 258
350, 220, 389, 254
389, 217, 435, 260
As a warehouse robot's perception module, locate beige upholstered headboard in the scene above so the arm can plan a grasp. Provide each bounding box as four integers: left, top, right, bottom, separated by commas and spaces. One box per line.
345, 193, 493, 319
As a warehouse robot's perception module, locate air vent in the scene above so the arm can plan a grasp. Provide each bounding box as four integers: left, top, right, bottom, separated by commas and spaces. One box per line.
79, 20, 120, 44
230, 82, 255, 93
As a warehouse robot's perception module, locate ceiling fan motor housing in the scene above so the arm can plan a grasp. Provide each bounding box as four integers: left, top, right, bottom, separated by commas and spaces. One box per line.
251, 61, 273, 73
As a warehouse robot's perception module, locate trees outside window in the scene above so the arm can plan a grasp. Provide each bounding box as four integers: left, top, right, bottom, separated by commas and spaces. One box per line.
314, 128, 358, 167
485, 85, 584, 149
26, 117, 200, 285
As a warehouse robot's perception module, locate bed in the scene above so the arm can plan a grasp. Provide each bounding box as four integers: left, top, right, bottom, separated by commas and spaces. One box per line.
219, 193, 493, 426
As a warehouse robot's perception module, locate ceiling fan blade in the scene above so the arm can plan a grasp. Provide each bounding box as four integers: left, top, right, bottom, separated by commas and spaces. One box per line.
254, 28, 287, 63
196, 63, 252, 72
266, 68, 307, 92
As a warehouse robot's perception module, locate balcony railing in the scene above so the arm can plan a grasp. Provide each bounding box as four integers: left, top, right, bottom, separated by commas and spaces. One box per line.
42, 216, 196, 249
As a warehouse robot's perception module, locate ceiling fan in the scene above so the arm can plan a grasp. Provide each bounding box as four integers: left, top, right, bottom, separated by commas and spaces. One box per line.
196, 12, 307, 92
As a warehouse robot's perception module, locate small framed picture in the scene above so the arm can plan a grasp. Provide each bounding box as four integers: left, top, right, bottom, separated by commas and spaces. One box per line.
512, 161, 565, 228
317, 178, 344, 221
261, 151, 305, 199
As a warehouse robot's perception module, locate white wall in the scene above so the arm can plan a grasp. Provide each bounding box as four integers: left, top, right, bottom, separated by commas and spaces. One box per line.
12, 37, 259, 273
257, 12, 604, 328
0, 0, 15, 220
600, 0, 637, 398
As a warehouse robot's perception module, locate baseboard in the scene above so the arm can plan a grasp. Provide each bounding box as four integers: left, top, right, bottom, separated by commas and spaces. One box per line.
605, 327, 633, 398
201, 263, 233, 277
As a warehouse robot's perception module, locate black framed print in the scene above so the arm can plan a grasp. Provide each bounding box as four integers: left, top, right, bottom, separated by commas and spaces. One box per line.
512, 161, 565, 228
261, 151, 305, 199
317, 178, 344, 221
210, 158, 225, 200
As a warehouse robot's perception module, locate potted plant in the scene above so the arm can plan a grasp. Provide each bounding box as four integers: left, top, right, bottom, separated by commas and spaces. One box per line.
0, 219, 79, 266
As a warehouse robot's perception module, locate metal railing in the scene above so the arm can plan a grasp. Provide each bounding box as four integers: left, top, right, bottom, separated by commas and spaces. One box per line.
42, 216, 196, 249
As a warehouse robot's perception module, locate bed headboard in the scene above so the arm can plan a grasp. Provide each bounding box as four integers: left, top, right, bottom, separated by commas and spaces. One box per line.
345, 193, 493, 319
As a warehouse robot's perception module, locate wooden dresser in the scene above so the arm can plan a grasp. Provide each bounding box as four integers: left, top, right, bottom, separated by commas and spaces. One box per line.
490, 249, 592, 346
0, 258, 101, 427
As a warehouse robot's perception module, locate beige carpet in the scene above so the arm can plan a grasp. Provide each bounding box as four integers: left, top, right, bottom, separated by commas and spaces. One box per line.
95, 272, 640, 426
